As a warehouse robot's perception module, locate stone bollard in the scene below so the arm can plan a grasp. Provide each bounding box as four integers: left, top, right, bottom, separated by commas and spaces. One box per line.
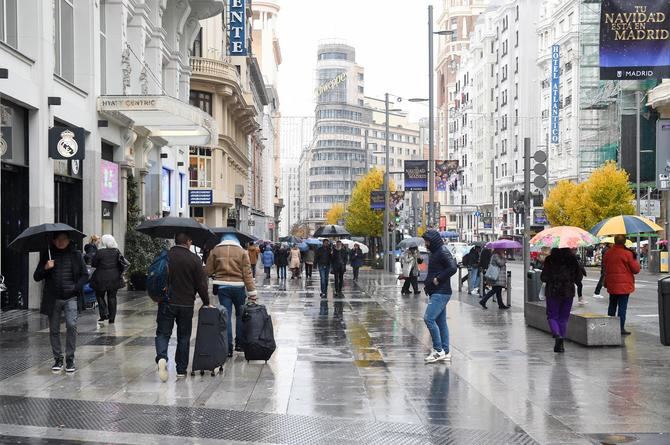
458, 266, 463, 292
506, 270, 512, 307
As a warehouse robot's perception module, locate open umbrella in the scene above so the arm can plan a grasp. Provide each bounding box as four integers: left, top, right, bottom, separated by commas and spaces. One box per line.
397, 237, 425, 250
339, 239, 369, 254
279, 235, 302, 244
590, 215, 663, 237
530, 226, 600, 249
600, 236, 634, 248
8, 223, 86, 257
314, 224, 350, 238
208, 227, 257, 247
440, 231, 459, 238
296, 242, 309, 252
304, 238, 322, 247
486, 239, 522, 249
136, 217, 214, 248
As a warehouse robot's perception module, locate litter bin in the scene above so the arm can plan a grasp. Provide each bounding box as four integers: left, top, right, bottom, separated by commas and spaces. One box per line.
659, 277, 670, 346
527, 269, 543, 302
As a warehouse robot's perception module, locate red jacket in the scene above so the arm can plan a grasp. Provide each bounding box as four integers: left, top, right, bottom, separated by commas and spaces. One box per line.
603, 244, 641, 294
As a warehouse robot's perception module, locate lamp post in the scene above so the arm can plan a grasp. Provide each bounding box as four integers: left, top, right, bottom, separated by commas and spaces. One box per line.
381, 94, 404, 273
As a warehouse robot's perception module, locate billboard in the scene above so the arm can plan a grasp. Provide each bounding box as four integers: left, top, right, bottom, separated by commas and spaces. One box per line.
404, 160, 428, 191
599, 0, 670, 80
370, 191, 385, 210
533, 208, 549, 225
100, 160, 119, 203
389, 191, 405, 210
435, 160, 459, 192
550, 45, 560, 144
229, 0, 248, 56
656, 120, 670, 190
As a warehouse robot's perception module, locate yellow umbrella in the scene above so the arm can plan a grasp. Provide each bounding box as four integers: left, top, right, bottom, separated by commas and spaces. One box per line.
590, 215, 663, 237
600, 236, 633, 247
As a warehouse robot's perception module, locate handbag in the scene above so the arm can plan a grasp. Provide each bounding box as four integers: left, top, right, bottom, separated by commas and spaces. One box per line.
484, 264, 500, 282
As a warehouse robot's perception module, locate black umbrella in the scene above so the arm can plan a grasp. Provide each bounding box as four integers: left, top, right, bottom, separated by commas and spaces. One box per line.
279, 235, 302, 244
206, 227, 257, 248
135, 217, 213, 247
8, 223, 86, 257
314, 224, 350, 238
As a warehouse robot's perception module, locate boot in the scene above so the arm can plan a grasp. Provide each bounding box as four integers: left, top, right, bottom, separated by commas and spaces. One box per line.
554, 337, 564, 353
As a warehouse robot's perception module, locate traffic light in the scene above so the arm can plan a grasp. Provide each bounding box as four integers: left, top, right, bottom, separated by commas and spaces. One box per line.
394, 208, 401, 224
532, 150, 547, 189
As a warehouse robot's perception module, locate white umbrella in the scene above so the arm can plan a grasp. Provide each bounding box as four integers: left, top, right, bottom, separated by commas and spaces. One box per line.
339, 239, 369, 254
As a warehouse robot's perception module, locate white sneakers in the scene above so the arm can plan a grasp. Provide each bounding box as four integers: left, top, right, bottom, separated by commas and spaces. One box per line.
157, 358, 168, 382
424, 349, 452, 363
593, 294, 603, 299
577, 297, 587, 306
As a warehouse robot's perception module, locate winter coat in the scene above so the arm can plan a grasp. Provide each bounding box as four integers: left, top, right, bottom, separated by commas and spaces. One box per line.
487, 253, 508, 288
90, 247, 124, 292
276, 248, 290, 267
349, 249, 365, 268
289, 248, 301, 269
540, 250, 583, 299
34, 246, 89, 316
167, 245, 210, 306
331, 247, 348, 270
315, 245, 332, 267
603, 244, 641, 294
247, 245, 260, 265
422, 230, 457, 295
401, 250, 420, 277
205, 240, 257, 296
479, 248, 492, 270
304, 249, 316, 264
262, 248, 275, 267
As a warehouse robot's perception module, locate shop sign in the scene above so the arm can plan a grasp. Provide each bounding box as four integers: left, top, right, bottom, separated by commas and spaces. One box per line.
482, 216, 493, 229
101, 160, 119, 203
550, 45, 560, 144
189, 189, 213, 206
314, 73, 347, 97
48, 126, 85, 160
229, 0, 248, 56
599, 0, 670, 79
404, 160, 428, 191
0, 127, 11, 159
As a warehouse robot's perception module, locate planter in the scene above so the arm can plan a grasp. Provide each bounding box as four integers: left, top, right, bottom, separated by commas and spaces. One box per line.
129, 273, 147, 291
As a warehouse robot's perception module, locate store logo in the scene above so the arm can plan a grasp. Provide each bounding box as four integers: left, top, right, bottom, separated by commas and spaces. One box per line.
56, 129, 79, 158
0, 136, 6, 156
71, 159, 80, 175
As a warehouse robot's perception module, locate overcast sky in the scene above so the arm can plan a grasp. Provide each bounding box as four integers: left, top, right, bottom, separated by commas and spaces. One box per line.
277, 0, 438, 121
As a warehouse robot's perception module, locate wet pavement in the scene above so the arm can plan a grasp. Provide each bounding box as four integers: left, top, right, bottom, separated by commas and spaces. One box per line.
0, 268, 669, 445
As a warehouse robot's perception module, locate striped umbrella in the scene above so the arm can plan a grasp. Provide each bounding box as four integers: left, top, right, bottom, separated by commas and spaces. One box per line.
600, 236, 634, 247
590, 215, 663, 237
530, 226, 600, 249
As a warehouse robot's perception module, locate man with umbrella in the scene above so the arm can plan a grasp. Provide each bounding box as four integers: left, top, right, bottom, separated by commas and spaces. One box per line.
33, 232, 89, 373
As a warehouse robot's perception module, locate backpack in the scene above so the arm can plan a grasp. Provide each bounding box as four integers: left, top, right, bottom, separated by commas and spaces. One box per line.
146, 249, 169, 302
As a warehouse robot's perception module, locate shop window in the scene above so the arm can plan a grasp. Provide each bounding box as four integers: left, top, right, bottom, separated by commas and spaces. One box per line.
0, 0, 18, 48
189, 146, 212, 188
54, 0, 75, 83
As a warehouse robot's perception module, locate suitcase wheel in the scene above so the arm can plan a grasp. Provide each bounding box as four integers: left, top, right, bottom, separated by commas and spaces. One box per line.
210, 370, 216, 376
190, 371, 195, 376
200, 370, 204, 376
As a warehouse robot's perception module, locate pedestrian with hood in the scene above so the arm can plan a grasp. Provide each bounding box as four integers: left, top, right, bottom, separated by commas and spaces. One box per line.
349, 244, 365, 281
541, 248, 583, 352
289, 244, 302, 279
315, 238, 332, 297
247, 242, 260, 279
276, 243, 289, 280
304, 245, 315, 279
34, 232, 89, 373
479, 248, 510, 309
90, 234, 127, 324
155, 232, 211, 381
400, 243, 421, 295
331, 240, 348, 296
602, 234, 641, 335
421, 229, 457, 363
262, 246, 275, 279
206, 233, 258, 356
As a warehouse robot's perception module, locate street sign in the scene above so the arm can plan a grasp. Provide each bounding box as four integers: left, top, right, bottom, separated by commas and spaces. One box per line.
474, 211, 482, 217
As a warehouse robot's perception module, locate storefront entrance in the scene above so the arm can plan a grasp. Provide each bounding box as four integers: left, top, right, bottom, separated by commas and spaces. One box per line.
54, 175, 83, 247
1, 164, 29, 309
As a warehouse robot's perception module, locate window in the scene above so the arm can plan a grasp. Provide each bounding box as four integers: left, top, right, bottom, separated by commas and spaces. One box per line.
189, 146, 212, 188
358, 85, 364, 94
192, 28, 202, 57
189, 91, 213, 115
318, 52, 348, 61
54, 0, 75, 83
515, 31, 519, 48
0, 0, 18, 48
100, 0, 106, 93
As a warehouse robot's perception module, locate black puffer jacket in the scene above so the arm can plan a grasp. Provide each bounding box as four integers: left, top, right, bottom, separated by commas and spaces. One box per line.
331, 247, 348, 270
422, 230, 457, 296
34, 246, 88, 315
91, 248, 123, 292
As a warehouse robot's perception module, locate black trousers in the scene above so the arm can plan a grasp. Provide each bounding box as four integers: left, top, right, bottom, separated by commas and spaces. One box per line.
305, 263, 313, 278
481, 286, 504, 307
353, 266, 360, 280
96, 289, 118, 322
333, 267, 345, 293
401, 276, 419, 294
594, 274, 604, 294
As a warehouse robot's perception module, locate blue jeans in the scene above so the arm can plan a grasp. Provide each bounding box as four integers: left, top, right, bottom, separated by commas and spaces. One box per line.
155, 303, 194, 374
468, 267, 480, 291
279, 266, 287, 279
319, 265, 330, 294
49, 297, 78, 360
423, 293, 451, 353
218, 285, 247, 348
608, 294, 629, 332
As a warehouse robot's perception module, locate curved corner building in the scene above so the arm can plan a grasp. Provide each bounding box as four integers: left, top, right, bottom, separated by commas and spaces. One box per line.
306, 42, 370, 225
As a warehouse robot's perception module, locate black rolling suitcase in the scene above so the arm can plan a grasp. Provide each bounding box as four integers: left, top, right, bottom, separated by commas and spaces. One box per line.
191, 306, 228, 376
659, 277, 670, 346
241, 303, 276, 362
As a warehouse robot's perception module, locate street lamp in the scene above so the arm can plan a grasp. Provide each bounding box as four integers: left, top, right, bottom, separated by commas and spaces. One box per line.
383, 93, 403, 273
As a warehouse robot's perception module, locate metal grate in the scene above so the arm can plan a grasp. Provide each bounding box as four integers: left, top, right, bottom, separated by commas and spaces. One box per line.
0, 396, 538, 445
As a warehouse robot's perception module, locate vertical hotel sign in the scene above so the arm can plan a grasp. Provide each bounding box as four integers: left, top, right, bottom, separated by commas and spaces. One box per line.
229, 0, 247, 56
550, 45, 560, 144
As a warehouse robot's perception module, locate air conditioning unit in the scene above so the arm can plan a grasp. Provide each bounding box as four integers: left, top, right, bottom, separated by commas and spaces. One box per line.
235, 184, 245, 198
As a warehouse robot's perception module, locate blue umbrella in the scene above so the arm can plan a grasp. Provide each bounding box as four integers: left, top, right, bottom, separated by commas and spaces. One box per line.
297, 242, 309, 252
440, 231, 459, 238
305, 238, 322, 246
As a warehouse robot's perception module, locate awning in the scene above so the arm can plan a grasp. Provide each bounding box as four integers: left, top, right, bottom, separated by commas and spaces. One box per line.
97, 95, 217, 146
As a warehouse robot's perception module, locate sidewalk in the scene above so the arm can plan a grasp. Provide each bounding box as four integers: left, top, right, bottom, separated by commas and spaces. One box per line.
0, 270, 669, 444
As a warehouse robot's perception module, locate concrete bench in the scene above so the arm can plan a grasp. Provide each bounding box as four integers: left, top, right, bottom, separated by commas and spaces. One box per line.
525, 301, 622, 346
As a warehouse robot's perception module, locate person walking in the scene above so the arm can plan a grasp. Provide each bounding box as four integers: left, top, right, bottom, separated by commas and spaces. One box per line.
478, 247, 493, 296
276, 243, 289, 280
400, 243, 421, 295
466, 246, 481, 295
247, 242, 260, 279
316, 239, 332, 297
206, 233, 257, 356
155, 233, 211, 381
262, 246, 274, 279
602, 235, 640, 335
575, 253, 587, 305
349, 244, 365, 281
540, 248, 583, 353
83, 235, 100, 265
90, 234, 126, 324
289, 245, 302, 279
304, 246, 315, 279
34, 232, 89, 373
593, 242, 611, 298
421, 230, 457, 363
331, 240, 348, 296
479, 249, 510, 309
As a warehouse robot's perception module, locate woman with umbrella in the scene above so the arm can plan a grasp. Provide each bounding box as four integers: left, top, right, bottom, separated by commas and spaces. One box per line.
304, 245, 316, 279
479, 247, 510, 310
349, 244, 365, 281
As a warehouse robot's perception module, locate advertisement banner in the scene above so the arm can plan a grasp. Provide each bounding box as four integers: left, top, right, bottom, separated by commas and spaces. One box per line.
551, 45, 560, 144
533, 208, 549, 225
482, 216, 493, 229
404, 160, 428, 191
229, 0, 248, 56
599, 0, 670, 80
656, 120, 670, 190
370, 191, 385, 210
101, 160, 119, 203
435, 160, 460, 192
389, 191, 405, 210
189, 189, 213, 206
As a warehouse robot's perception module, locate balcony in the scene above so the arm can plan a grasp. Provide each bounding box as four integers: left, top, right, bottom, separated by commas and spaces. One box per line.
191, 57, 241, 85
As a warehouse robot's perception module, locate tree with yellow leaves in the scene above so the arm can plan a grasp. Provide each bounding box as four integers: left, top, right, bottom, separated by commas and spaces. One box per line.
345, 169, 393, 237
325, 203, 345, 225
